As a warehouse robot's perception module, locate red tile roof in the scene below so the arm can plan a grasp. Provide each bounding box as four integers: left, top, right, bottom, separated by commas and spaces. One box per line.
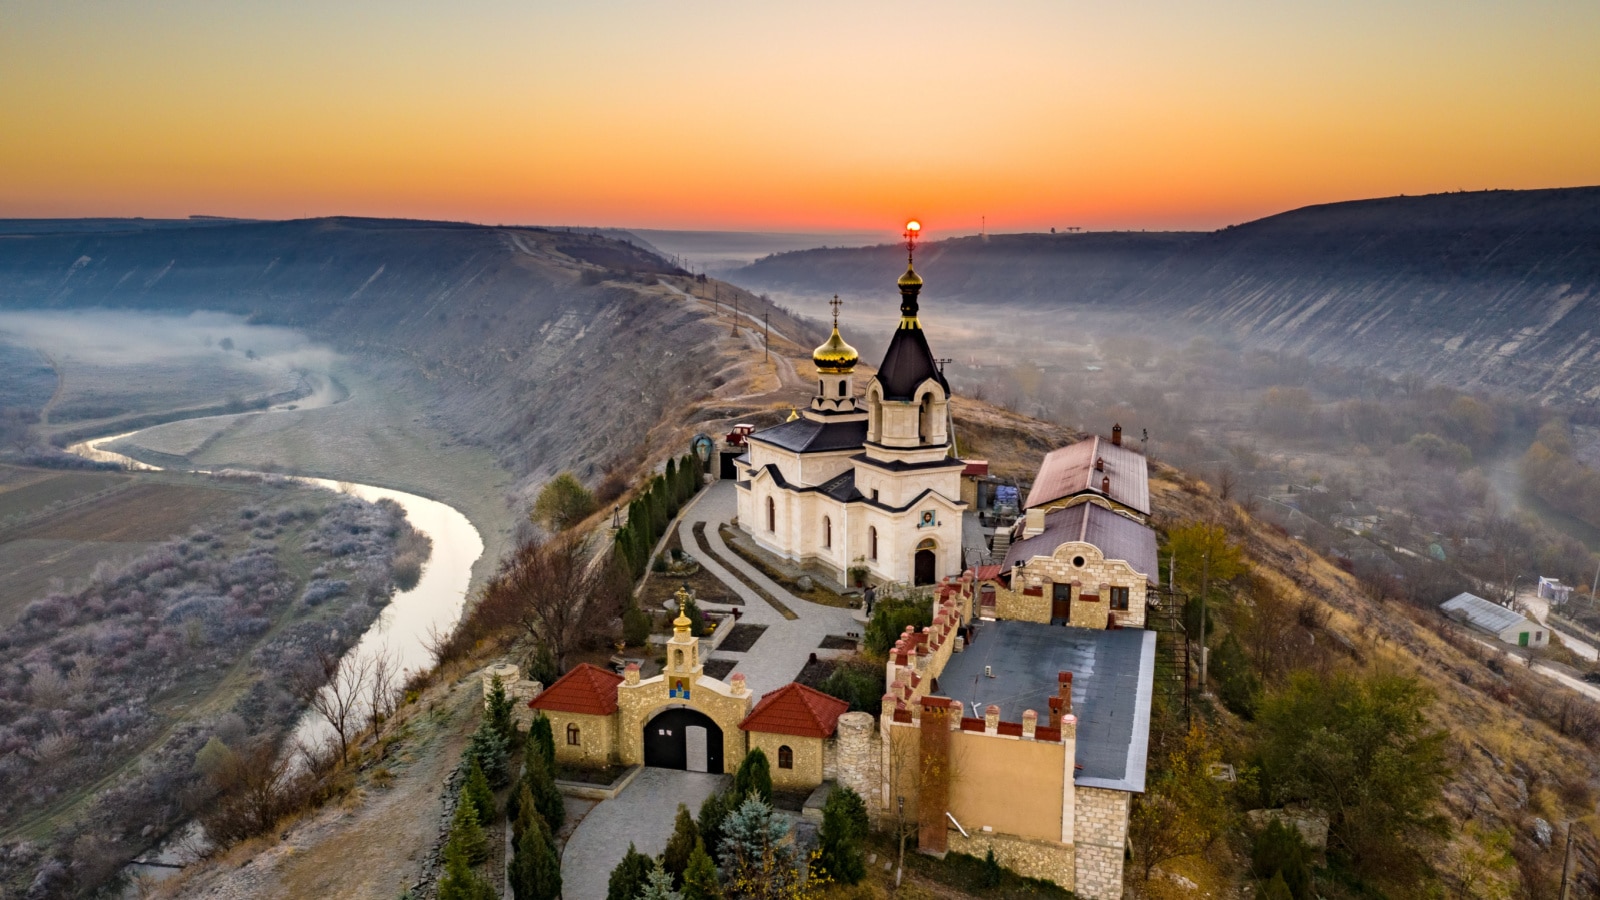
740, 683, 850, 739
974, 565, 1003, 583
528, 663, 623, 716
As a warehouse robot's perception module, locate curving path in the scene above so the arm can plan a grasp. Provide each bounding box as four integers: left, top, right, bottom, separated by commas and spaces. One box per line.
675, 481, 856, 698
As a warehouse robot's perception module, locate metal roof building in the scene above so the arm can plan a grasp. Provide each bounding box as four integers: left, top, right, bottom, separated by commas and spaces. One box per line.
1441, 592, 1549, 649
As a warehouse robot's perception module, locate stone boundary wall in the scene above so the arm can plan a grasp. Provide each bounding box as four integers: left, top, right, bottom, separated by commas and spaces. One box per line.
946, 829, 1075, 891
1073, 786, 1130, 900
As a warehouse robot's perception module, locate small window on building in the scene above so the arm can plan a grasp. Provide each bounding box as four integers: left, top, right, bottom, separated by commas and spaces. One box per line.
566, 723, 580, 746
767, 497, 776, 532
778, 745, 793, 769
838, 381, 847, 397
869, 527, 878, 560
824, 516, 832, 549
1108, 586, 1130, 611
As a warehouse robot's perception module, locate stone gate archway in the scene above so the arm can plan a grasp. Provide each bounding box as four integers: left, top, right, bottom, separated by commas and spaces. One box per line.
643, 706, 725, 773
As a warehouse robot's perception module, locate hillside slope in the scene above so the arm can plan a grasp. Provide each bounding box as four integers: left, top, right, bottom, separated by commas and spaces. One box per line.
734, 187, 1600, 405
0, 219, 821, 490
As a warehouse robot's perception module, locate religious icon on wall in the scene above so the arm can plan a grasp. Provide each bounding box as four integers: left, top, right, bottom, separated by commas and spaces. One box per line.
669, 676, 691, 700
919, 510, 936, 527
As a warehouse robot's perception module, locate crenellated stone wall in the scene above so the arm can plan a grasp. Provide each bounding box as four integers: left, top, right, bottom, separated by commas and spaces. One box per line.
1073, 786, 1130, 900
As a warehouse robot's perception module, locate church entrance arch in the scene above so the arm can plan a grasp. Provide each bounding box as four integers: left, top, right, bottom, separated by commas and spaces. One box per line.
914, 539, 937, 586
644, 707, 724, 773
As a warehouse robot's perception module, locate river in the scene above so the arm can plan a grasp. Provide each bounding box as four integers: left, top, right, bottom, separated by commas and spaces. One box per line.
65, 413, 485, 881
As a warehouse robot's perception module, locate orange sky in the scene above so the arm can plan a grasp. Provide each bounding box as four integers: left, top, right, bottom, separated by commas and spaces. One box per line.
3, 1, 1598, 230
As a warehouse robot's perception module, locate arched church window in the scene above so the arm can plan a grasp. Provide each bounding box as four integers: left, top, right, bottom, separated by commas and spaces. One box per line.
917, 538, 937, 550
566, 723, 580, 746
838, 381, 846, 397
675, 648, 684, 667
778, 745, 794, 769
869, 527, 878, 560
767, 497, 776, 532
823, 516, 832, 548
918, 392, 932, 442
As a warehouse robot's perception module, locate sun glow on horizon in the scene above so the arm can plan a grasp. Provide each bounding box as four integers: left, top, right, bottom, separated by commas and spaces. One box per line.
2, 1, 1598, 230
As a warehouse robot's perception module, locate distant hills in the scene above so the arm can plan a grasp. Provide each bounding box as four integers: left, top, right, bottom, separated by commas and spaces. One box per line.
734, 187, 1600, 405
0, 217, 730, 483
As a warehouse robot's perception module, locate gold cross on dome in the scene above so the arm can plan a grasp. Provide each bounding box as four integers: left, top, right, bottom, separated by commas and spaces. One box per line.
830, 295, 842, 327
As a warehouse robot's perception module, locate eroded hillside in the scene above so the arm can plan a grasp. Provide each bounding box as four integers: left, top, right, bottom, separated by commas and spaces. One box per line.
735, 187, 1600, 406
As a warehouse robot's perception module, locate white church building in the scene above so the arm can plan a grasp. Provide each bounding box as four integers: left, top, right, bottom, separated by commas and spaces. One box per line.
735, 233, 966, 587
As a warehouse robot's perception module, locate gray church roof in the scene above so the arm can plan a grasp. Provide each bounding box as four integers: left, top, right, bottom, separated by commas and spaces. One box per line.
746, 418, 867, 454
874, 324, 949, 402
1001, 503, 1159, 585
936, 621, 1156, 792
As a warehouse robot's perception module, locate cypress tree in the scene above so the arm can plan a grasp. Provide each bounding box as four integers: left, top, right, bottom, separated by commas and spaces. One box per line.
528, 715, 556, 774
731, 748, 772, 803
523, 738, 565, 832
661, 803, 700, 884
696, 791, 732, 860
439, 841, 497, 900
681, 838, 721, 900
665, 458, 680, 516
606, 843, 654, 900
817, 785, 867, 884
486, 674, 515, 744
446, 797, 489, 865
461, 757, 496, 829
512, 810, 562, 900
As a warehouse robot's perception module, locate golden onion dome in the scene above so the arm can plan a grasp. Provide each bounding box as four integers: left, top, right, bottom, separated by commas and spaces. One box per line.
897, 264, 923, 288
812, 325, 859, 374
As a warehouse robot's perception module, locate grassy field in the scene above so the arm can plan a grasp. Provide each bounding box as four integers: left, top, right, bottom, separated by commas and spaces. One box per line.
116, 360, 517, 593
0, 464, 270, 626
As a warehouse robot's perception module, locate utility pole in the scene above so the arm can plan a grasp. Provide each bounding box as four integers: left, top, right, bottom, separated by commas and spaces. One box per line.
1559, 822, 1573, 900
763, 311, 770, 362
1198, 549, 1210, 695
731, 295, 740, 337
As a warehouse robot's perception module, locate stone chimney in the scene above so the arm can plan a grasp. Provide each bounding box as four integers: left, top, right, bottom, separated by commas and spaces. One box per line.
1022, 708, 1037, 740
730, 673, 748, 695
1112, 423, 1122, 446
984, 704, 1000, 734
1094, 456, 1104, 472
1101, 475, 1111, 494
624, 662, 641, 686
1023, 506, 1046, 538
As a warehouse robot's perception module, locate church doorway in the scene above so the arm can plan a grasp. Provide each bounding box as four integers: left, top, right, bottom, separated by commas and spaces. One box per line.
914, 540, 937, 586
644, 707, 724, 773
1051, 583, 1071, 625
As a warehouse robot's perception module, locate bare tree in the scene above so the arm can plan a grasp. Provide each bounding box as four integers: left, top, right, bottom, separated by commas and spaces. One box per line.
295, 649, 372, 761
488, 532, 626, 672
367, 648, 400, 742
197, 737, 298, 848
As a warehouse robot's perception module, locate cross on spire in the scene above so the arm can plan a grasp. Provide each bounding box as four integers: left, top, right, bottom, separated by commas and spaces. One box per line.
830, 294, 842, 327
904, 220, 921, 266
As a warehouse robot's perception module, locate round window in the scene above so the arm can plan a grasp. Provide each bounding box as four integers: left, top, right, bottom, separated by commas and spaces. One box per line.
1072, 556, 1086, 568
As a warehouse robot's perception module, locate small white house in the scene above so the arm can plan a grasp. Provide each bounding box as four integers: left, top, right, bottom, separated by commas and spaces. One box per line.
1442, 592, 1549, 649
1538, 577, 1574, 606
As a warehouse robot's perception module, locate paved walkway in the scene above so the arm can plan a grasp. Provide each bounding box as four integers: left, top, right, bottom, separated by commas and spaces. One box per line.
678, 481, 858, 698
561, 769, 728, 900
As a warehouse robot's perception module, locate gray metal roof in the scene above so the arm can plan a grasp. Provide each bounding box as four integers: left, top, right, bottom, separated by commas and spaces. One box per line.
935, 620, 1156, 792
1025, 436, 1150, 515
1441, 592, 1534, 635
1001, 503, 1159, 585
747, 418, 867, 454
